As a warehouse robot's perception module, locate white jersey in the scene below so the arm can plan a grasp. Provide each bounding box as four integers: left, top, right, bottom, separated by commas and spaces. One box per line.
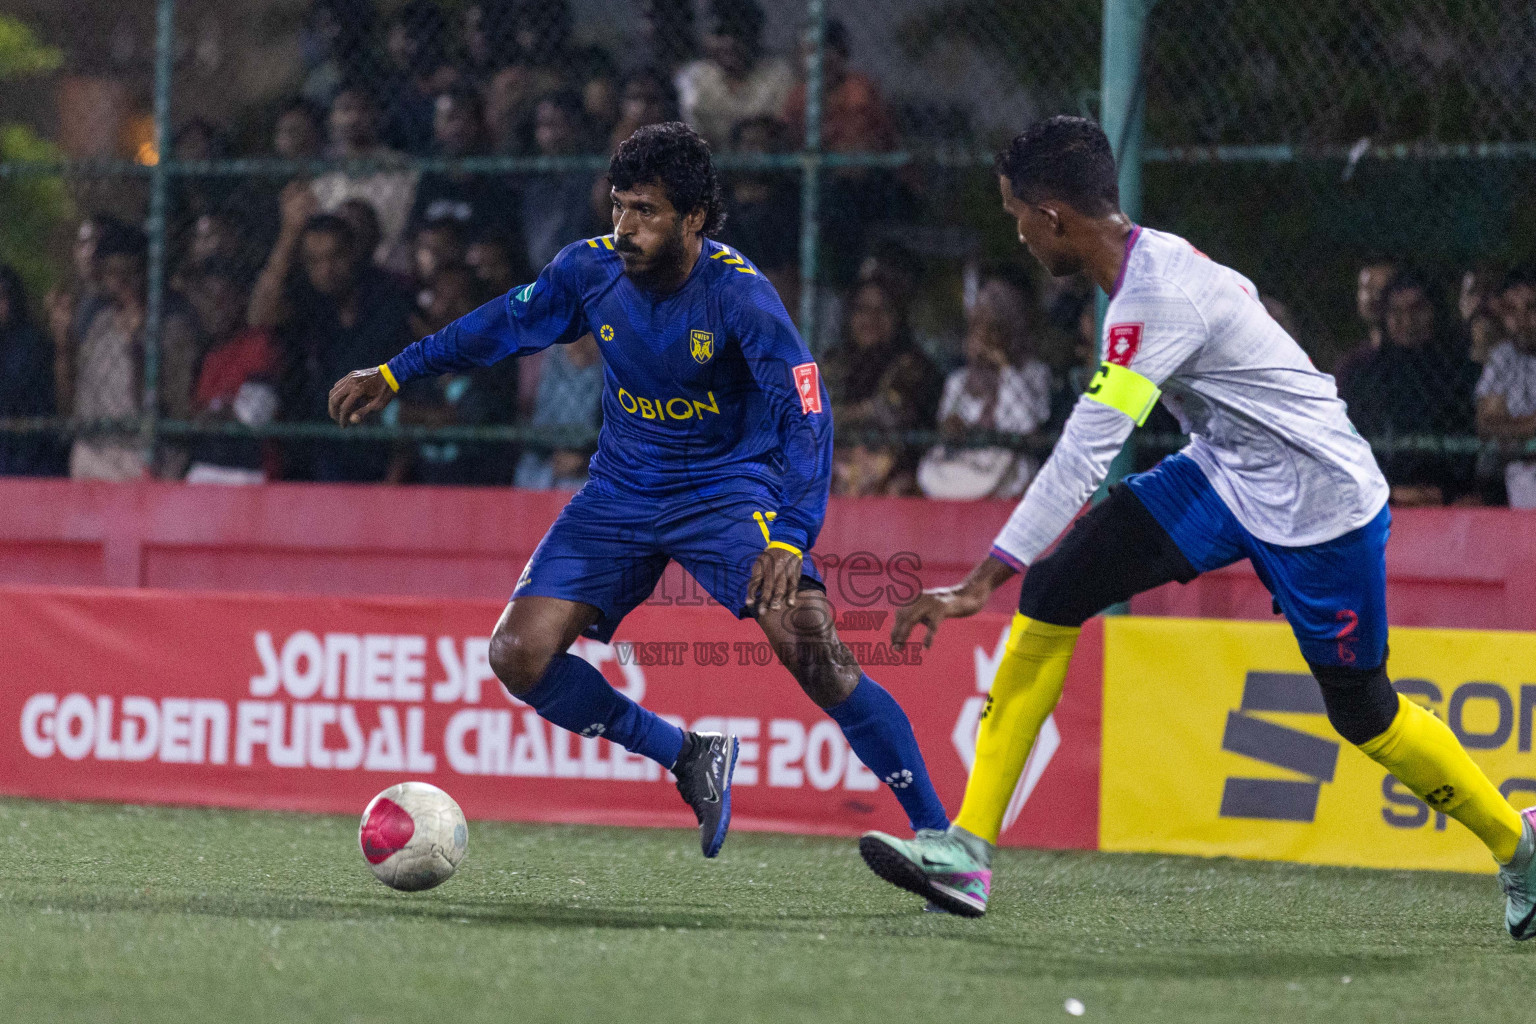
992, 226, 1388, 567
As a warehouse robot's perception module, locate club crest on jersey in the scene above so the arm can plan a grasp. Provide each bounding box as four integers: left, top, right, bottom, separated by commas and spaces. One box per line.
690, 330, 714, 364
1105, 323, 1144, 367
793, 362, 822, 414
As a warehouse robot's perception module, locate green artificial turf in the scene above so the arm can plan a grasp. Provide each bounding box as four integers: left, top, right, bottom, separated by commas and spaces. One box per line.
0, 798, 1525, 1023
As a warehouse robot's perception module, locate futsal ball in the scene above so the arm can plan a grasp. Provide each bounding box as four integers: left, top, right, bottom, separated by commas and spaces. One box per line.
359, 781, 468, 891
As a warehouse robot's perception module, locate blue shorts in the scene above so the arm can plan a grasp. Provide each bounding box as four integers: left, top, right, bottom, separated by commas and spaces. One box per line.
513, 482, 824, 643
1126, 453, 1391, 669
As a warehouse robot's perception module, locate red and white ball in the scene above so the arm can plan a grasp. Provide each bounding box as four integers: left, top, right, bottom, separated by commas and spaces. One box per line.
359, 782, 468, 891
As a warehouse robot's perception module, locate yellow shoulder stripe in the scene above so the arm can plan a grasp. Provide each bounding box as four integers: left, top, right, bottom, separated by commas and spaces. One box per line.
709, 245, 758, 275
1083, 361, 1161, 425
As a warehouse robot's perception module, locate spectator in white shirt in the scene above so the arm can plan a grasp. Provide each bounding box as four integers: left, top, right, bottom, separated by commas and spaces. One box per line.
311, 85, 419, 269
918, 276, 1053, 499
939, 276, 1053, 437
674, 0, 794, 149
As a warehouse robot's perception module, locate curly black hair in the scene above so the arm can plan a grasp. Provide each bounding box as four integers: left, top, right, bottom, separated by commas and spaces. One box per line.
608, 122, 726, 236
995, 115, 1120, 217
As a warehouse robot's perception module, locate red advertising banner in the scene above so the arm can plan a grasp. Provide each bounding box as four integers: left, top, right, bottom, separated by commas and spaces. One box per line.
0, 587, 1101, 850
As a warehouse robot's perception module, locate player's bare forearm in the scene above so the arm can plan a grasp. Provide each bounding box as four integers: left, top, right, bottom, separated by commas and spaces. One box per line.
959, 553, 1020, 600
891, 554, 1018, 649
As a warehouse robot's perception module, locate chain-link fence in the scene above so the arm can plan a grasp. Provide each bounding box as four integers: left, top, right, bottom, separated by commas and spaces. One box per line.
1142, 0, 1536, 504
0, 0, 1532, 504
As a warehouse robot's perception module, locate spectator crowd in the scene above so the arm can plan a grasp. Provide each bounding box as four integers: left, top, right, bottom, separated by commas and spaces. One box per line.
2, 0, 1535, 508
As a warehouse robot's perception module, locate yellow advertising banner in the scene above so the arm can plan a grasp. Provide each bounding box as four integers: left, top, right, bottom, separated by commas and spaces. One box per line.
1100, 617, 1536, 873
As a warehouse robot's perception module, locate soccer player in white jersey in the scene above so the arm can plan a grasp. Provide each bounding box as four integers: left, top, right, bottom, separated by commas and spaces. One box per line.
857, 116, 1536, 933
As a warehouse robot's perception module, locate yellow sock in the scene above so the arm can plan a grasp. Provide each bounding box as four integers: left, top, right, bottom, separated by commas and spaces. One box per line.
953, 614, 1080, 844
1358, 693, 1524, 863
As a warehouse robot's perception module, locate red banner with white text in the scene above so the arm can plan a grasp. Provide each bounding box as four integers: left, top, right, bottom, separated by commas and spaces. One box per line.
0, 587, 1101, 850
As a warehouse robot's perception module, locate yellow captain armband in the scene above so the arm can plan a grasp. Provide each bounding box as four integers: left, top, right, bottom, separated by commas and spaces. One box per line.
377, 363, 400, 393
766, 541, 803, 557
1082, 361, 1161, 425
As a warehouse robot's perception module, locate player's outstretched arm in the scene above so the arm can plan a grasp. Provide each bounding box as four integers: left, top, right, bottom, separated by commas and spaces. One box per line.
892, 555, 1017, 649
893, 384, 1145, 650
354, 243, 591, 420
329, 365, 398, 426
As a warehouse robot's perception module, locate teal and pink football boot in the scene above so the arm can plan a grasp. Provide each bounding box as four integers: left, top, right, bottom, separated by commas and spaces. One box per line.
1499, 807, 1536, 940
859, 826, 992, 917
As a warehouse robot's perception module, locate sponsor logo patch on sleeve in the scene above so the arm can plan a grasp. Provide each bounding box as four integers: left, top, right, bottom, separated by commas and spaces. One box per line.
1105, 323, 1144, 367
509, 281, 536, 318
793, 362, 823, 414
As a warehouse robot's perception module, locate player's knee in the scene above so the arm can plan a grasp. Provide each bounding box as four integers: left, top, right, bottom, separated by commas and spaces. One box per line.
772, 639, 858, 708
795, 662, 859, 709
488, 628, 561, 697
1017, 556, 1094, 628
1311, 661, 1399, 745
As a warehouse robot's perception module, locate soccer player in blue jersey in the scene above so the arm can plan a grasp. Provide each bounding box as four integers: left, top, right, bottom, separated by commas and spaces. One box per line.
328, 122, 948, 859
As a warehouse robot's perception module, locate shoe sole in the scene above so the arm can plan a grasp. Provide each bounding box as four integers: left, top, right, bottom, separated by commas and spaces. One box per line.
857, 834, 985, 918
702, 735, 740, 859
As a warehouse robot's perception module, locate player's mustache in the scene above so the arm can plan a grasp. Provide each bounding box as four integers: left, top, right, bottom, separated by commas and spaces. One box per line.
615, 239, 642, 254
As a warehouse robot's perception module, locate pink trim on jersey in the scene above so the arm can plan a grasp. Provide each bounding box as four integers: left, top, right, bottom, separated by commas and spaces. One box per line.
1109, 224, 1143, 299
989, 545, 1026, 572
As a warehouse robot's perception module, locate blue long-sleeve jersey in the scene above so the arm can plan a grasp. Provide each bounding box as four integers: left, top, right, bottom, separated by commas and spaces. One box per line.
387, 235, 833, 552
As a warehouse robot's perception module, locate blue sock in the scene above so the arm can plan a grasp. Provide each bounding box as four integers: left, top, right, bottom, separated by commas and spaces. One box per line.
522, 653, 685, 769
826, 675, 949, 832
